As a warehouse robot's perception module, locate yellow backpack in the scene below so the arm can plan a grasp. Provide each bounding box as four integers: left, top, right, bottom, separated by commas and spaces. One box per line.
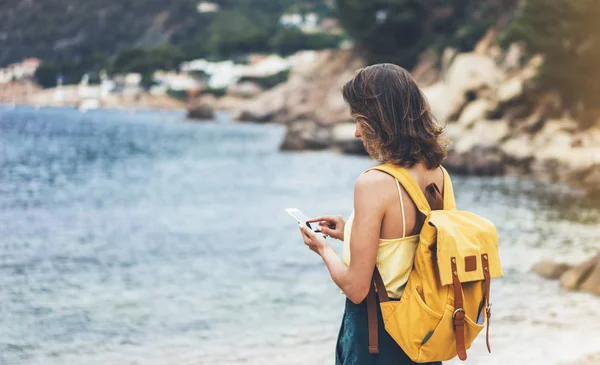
366, 164, 503, 362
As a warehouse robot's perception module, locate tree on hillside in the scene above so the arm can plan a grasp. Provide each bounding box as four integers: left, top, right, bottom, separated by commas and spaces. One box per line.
335, 0, 517, 68
501, 0, 600, 123
269, 28, 343, 55
112, 44, 184, 75
199, 9, 272, 58
0, 0, 320, 66
34, 52, 109, 88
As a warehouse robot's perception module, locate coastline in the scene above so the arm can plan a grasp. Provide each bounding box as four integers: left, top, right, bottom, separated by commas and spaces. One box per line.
206, 46, 600, 199
0, 81, 186, 111
0, 101, 187, 113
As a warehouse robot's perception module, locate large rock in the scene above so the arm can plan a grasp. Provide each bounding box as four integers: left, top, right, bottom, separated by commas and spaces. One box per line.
533, 260, 572, 280
533, 254, 600, 296
445, 119, 510, 176
452, 119, 509, 154
580, 254, 600, 295
231, 82, 288, 122
456, 99, 496, 127
560, 257, 595, 291
560, 254, 600, 294
497, 55, 543, 107
527, 119, 595, 183
497, 76, 524, 104
444, 53, 505, 120
186, 102, 215, 120
500, 135, 534, 161
499, 135, 536, 175
423, 52, 505, 123
583, 167, 600, 197
445, 146, 506, 176
213, 95, 248, 111
280, 120, 331, 151
227, 81, 264, 98
422, 82, 448, 122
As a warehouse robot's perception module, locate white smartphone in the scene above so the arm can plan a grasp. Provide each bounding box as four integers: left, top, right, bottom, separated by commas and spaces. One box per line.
285, 208, 327, 236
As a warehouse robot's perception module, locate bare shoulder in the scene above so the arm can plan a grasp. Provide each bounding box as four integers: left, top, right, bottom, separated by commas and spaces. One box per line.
354, 169, 396, 202
352, 170, 393, 222
355, 169, 395, 188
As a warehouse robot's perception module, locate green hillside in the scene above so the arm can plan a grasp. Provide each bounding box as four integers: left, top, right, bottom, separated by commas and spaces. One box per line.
0, 0, 332, 66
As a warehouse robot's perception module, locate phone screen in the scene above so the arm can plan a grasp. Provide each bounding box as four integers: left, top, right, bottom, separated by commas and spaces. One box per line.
285, 208, 320, 232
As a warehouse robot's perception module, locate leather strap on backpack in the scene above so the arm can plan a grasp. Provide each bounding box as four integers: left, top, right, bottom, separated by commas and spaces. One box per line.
366, 283, 379, 354
482, 253, 492, 353
367, 267, 389, 355
426, 183, 444, 210
451, 257, 467, 361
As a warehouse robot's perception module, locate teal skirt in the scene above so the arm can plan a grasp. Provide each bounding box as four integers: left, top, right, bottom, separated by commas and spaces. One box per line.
335, 297, 443, 365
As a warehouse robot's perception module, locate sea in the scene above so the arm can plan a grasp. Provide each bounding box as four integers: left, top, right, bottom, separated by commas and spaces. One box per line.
0, 106, 599, 365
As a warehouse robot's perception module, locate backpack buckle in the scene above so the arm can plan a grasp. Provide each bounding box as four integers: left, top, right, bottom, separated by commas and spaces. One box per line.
453, 308, 465, 319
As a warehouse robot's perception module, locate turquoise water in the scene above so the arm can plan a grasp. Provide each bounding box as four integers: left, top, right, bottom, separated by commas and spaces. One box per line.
0, 106, 599, 365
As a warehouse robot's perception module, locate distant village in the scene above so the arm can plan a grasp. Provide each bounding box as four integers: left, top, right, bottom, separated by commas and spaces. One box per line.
0, 1, 343, 111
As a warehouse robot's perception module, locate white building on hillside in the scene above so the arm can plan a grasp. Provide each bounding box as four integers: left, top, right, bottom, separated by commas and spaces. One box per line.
280, 12, 320, 33
153, 71, 204, 93
303, 13, 319, 32
0, 58, 41, 83
197, 1, 219, 13
0, 68, 12, 83
181, 55, 294, 90
280, 13, 303, 28
181, 59, 244, 89
19, 58, 41, 77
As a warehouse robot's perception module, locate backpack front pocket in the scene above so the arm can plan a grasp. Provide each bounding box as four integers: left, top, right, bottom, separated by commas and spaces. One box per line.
380, 287, 443, 362
417, 304, 485, 362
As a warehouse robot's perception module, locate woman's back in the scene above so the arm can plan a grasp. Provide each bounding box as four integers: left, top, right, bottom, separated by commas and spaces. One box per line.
378, 165, 444, 240
342, 164, 445, 298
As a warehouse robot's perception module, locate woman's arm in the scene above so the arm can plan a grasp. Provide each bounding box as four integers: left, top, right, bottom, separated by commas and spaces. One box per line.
300, 171, 389, 304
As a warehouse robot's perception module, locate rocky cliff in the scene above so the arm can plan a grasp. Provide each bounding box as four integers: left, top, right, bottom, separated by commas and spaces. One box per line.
226, 49, 366, 154
428, 32, 600, 198
224, 35, 599, 198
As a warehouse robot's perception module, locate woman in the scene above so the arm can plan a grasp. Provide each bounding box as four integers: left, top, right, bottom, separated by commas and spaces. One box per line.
298, 63, 447, 365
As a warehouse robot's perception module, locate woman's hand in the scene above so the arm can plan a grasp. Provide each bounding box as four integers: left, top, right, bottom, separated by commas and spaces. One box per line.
307, 216, 346, 241
298, 224, 330, 255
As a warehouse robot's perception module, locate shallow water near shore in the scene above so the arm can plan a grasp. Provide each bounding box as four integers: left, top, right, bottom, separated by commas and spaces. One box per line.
0, 106, 599, 365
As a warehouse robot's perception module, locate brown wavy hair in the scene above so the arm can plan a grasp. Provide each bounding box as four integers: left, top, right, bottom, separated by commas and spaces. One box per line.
342, 63, 448, 169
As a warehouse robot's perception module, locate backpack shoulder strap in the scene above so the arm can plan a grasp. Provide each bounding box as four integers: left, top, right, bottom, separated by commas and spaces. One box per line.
367, 164, 431, 215
440, 166, 456, 210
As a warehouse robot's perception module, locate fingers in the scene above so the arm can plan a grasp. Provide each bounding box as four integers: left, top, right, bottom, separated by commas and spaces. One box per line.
307, 215, 336, 223
319, 225, 333, 236
298, 223, 314, 239
299, 224, 318, 248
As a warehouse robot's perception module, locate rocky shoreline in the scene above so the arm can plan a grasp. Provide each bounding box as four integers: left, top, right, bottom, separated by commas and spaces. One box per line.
185, 35, 600, 298
192, 35, 599, 199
